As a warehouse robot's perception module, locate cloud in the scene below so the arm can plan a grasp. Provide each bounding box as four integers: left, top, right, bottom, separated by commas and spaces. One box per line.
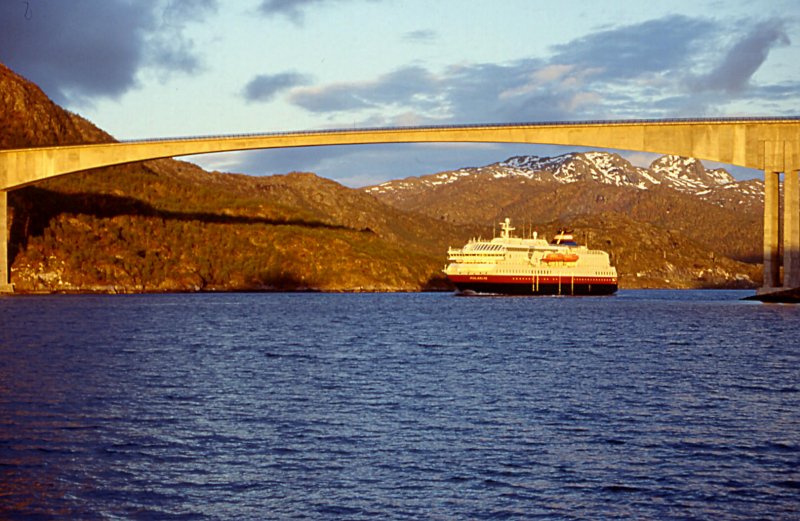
285, 56, 605, 125
0, 0, 217, 105
146, 0, 218, 75
289, 66, 442, 114
550, 15, 717, 80
0, 1, 151, 103
244, 72, 311, 102
258, 0, 323, 22
403, 29, 437, 43
157, 0, 218, 22
258, 0, 380, 24
286, 16, 717, 124
283, 14, 799, 127
147, 35, 202, 75
691, 18, 790, 94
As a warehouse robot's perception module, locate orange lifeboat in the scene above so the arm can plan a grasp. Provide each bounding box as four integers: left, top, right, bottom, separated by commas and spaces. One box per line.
543, 252, 579, 263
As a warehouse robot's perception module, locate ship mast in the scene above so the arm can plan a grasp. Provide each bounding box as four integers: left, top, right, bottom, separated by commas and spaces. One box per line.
500, 218, 515, 239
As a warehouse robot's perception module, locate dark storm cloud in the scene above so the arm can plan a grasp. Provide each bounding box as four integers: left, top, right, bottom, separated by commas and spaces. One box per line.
691, 18, 790, 93
244, 72, 311, 102
0, 1, 151, 102
0, 0, 217, 105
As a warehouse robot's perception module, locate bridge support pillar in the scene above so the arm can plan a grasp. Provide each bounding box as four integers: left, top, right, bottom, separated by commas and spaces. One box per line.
0, 190, 12, 293
763, 170, 781, 289
785, 168, 800, 288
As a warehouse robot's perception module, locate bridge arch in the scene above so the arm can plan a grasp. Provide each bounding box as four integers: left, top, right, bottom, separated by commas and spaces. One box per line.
1, 118, 799, 296
1, 118, 799, 190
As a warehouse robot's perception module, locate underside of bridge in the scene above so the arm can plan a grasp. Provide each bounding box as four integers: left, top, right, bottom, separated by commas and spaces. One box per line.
1, 119, 799, 297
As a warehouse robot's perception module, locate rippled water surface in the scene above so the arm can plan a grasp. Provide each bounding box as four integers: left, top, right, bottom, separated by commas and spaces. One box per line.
1, 290, 799, 519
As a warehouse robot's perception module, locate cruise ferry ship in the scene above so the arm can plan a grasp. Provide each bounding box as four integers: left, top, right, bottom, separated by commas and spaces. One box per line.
444, 218, 617, 295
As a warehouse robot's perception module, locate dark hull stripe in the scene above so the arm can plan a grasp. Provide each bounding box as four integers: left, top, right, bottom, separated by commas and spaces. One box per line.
447, 275, 618, 296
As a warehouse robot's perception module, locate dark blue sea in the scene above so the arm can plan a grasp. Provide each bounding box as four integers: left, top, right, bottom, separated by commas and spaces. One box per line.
1, 290, 799, 520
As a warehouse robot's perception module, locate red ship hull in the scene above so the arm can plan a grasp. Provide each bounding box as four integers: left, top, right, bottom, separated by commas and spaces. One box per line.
447, 274, 618, 296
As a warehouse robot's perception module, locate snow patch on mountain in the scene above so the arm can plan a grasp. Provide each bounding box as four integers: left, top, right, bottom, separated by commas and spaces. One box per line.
365, 151, 760, 207
649, 155, 736, 195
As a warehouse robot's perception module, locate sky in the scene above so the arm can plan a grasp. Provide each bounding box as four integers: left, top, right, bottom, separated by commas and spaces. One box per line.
1, 0, 799, 186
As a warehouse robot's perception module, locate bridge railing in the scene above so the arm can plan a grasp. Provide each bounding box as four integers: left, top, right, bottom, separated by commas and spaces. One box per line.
115, 116, 800, 146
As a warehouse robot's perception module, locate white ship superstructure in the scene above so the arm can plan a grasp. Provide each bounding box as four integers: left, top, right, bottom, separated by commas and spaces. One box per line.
444, 218, 617, 295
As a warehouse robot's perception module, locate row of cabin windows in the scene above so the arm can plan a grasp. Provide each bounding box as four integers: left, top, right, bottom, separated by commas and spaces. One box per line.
466, 245, 608, 254
498, 269, 616, 276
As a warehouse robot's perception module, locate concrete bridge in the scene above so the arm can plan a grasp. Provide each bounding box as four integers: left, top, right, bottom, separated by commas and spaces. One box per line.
1, 118, 799, 296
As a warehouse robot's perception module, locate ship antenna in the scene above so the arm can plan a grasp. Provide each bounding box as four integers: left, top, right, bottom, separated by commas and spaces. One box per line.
499, 218, 515, 239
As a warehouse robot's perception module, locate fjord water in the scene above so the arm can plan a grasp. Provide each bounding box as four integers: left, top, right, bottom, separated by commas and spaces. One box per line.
1, 291, 799, 519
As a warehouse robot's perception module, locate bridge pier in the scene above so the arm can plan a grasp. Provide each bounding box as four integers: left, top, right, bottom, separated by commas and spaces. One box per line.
785, 169, 800, 288
763, 170, 781, 288
758, 140, 800, 299
1, 191, 12, 293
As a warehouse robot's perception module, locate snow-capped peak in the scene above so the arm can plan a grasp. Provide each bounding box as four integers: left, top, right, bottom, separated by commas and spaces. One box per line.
649, 155, 735, 192
365, 151, 754, 207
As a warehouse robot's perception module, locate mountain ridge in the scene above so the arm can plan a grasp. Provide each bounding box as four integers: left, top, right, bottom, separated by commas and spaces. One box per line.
367, 150, 762, 209
363, 150, 764, 266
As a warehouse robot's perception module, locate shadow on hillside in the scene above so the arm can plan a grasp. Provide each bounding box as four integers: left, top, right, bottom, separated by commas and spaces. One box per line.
8, 186, 365, 260
697, 279, 760, 290
734, 254, 763, 264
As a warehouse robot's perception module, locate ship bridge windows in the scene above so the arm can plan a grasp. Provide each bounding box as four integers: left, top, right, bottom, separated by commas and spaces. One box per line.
466, 243, 505, 254
473, 244, 503, 251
